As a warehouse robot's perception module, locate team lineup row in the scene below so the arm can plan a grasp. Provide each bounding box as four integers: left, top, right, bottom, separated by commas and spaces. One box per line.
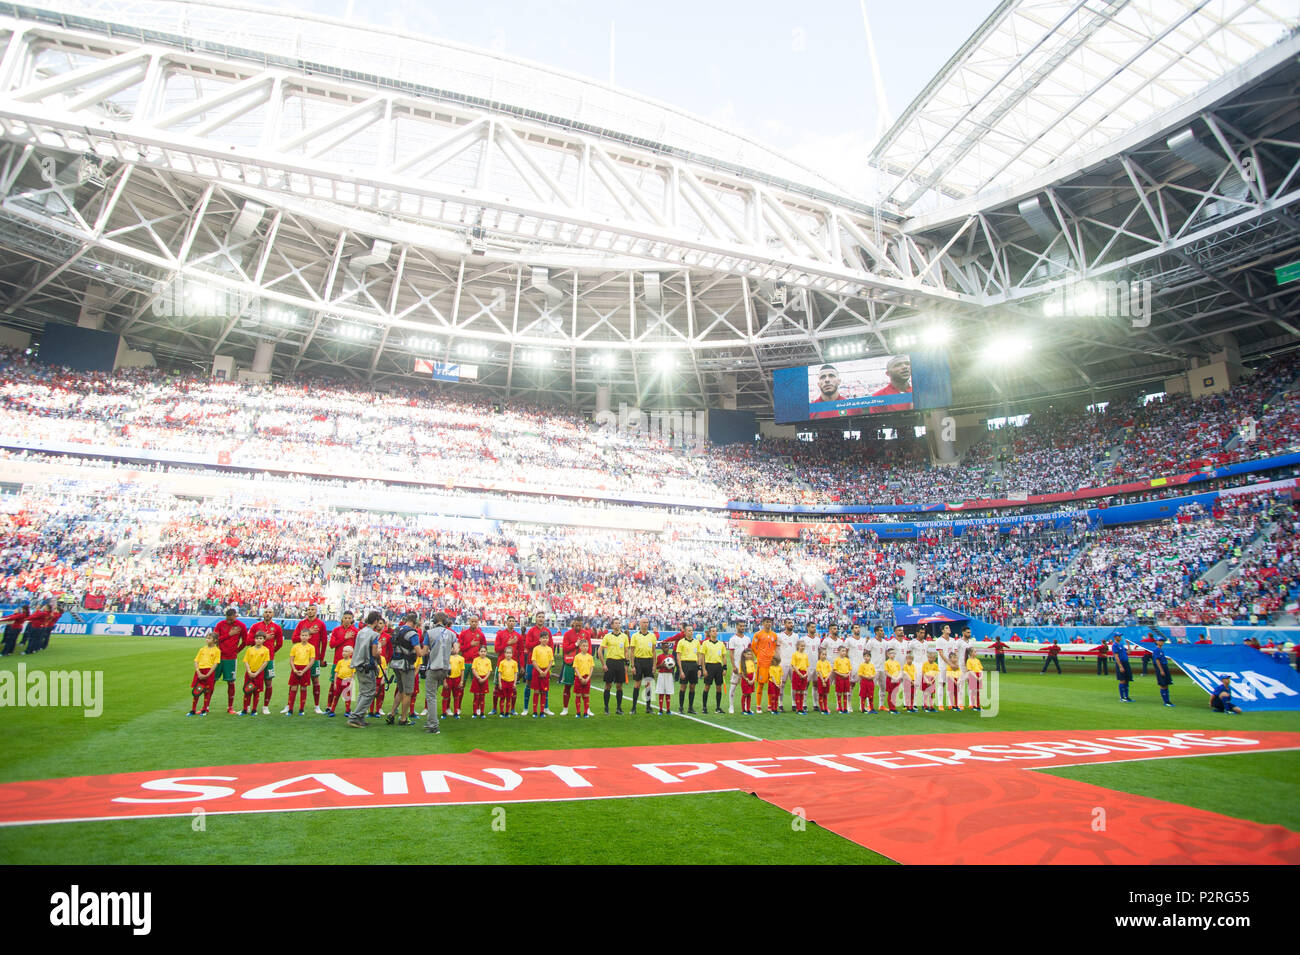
187, 609, 998, 727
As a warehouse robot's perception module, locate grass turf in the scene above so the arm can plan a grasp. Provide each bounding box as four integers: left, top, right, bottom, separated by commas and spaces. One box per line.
1, 636, 1297, 863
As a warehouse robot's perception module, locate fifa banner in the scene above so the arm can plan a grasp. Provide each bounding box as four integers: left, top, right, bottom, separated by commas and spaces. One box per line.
1156, 644, 1300, 711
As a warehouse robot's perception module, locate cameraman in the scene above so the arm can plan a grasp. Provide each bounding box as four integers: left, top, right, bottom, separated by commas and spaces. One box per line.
348, 611, 385, 728
387, 612, 421, 726
422, 611, 458, 735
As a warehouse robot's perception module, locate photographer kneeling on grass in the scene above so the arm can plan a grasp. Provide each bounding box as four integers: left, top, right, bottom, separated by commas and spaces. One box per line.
348, 612, 385, 728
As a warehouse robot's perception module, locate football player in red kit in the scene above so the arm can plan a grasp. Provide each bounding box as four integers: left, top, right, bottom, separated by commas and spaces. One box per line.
457, 615, 488, 715
492, 615, 525, 715
247, 610, 283, 715
213, 608, 249, 714
292, 605, 330, 713
559, 615, 593, 716
522, 612, 551, 713
326, 611, 357, 715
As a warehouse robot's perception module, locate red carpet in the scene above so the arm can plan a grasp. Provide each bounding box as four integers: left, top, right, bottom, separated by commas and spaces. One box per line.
2, 729, 1297, 863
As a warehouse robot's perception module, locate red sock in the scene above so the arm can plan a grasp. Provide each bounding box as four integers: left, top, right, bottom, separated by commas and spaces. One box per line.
228, 683, 236, 708
564, 686, 572, 709
202, 688, 213, 711
312, 681, 321, 705
263, 683, 272, 706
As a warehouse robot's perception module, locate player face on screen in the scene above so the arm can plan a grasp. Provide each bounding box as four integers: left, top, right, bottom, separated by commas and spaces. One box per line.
816, 364, 840, 401
341, 611, 353, 625
887, 355, 911, 389
305, 605, 317, 619
783, 618, 794, 633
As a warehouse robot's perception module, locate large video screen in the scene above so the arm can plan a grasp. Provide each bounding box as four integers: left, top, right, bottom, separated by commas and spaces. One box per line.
772, 351, 952, 424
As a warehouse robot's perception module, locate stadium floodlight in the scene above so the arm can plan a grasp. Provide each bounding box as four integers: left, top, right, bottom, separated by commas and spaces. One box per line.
522, 349, 554, 366
337, 323, 374, 340
983, 333, 1031, 364
264, 305, 299, 326
652, 352, 677, 372
922, 324, 951, 346
588, 352, 617, 368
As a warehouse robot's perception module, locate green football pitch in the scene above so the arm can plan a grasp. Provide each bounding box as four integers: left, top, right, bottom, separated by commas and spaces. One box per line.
1, 636, 1298, 864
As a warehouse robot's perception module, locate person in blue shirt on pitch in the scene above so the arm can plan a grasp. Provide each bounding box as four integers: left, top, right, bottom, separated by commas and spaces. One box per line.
1111, 634, 1133, 702
1210, 675, 1242, 714
1150, 636, 1174, 707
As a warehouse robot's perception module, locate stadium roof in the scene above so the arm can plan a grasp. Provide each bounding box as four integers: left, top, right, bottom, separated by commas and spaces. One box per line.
0, 0, 1295, 414
869, 0, 1300, 215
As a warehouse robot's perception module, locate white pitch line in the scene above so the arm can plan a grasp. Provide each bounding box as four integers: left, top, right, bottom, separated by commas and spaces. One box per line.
672, 709, 765, 741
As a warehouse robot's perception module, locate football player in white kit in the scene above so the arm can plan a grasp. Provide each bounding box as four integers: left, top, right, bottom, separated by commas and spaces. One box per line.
726, 620, 750, 714
845, 623, 866, 712
778, 618, 799, 688
821, 623, 844, 667
951, 627, 973, 709
908, 629, 928, 707
934, 624, 954, 709
867, 625, 888, 712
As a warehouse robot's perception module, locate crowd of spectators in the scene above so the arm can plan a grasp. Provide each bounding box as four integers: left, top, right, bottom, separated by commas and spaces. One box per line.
0, 348, 1295, 509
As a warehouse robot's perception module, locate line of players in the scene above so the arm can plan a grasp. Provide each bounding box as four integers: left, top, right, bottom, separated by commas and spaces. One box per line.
676, 617, 985, 715
186, 608, 987, 718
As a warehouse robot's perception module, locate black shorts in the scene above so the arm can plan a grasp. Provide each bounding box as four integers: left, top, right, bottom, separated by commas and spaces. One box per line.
634, 657, 654, 680
679, 661, 699, 685
1155, 670, 1172, 687
703, 662, 724, 685
1210, 695, 1226, 712
605, 659, 627, 683
1116, 662, 1133, 682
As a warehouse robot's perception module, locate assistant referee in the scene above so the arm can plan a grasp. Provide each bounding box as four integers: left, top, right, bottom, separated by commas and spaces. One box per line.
600, 627, 629, 715
700, 627, 727, 714
630, 619, 657, 715
676, 630, 701, 713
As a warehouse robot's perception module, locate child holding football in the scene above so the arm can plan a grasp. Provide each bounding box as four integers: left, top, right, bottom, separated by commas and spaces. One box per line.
654, 643, 676, 714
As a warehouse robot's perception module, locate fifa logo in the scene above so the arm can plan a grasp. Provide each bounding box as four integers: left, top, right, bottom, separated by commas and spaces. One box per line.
1042, 279, 1152, 328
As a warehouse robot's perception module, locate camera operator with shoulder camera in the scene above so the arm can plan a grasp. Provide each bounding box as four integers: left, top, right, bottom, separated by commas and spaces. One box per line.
422, 611, 459, 735
348, 611, 385, 728
386, 612, 421, 726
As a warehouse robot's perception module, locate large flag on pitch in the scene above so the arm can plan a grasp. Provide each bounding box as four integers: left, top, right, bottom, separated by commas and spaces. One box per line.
1154, 643, 1300, 711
